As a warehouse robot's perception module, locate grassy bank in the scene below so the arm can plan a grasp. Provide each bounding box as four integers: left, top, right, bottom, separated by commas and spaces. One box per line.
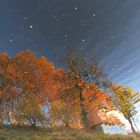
0, 126, 139, 140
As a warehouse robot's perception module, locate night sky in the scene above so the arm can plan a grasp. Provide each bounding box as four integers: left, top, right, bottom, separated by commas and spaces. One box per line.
1, 0, 140, 91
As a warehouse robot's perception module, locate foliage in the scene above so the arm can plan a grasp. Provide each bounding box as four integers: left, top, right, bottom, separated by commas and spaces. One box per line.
112, 84, 140, 132
0, 50, 136, 131
0, 51, 54, 126
51, 49, 113, 128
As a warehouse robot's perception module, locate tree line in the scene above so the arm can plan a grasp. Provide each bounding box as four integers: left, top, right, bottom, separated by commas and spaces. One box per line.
0, 50, 139, 132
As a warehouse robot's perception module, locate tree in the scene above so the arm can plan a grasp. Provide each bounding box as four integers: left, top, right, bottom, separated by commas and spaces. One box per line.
55, 49, 111, 128
0, 51, 55, 127
112, 84, 140, 133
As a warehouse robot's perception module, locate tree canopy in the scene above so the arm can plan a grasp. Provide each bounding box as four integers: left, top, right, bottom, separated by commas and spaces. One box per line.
0, 50, 136, 131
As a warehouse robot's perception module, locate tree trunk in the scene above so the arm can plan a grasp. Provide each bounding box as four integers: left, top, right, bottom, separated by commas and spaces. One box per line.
128, 118, 136, 133
132, 117, 139, 132
79, 89, 88, 128
30, 116, 37, 128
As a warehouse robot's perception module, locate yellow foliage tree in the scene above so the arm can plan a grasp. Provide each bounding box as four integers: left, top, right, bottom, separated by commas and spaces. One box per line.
112, 84, 140, 132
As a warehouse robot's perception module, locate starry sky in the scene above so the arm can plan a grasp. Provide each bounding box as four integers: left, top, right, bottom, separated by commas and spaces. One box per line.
1, 0, 140, 91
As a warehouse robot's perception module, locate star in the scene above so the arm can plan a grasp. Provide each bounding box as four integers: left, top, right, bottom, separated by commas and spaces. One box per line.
74, 7, 78, 10
81, 39, 86, 44
24, 17, 27, 20
9, 39, 13, 43
93, 13, 96, 17
29, 25, 33, 29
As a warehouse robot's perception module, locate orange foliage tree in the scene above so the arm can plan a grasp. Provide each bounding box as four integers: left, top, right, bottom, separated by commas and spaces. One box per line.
0, 51, 55, 126
52, 50, 112, 128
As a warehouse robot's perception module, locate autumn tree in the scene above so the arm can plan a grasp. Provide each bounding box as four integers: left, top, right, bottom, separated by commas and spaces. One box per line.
55, 49, 111, 128
0, 51, 55, 127
112, 84, 140, 133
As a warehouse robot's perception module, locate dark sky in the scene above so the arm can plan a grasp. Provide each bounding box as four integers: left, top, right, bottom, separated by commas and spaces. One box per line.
1, 0, 140, 90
